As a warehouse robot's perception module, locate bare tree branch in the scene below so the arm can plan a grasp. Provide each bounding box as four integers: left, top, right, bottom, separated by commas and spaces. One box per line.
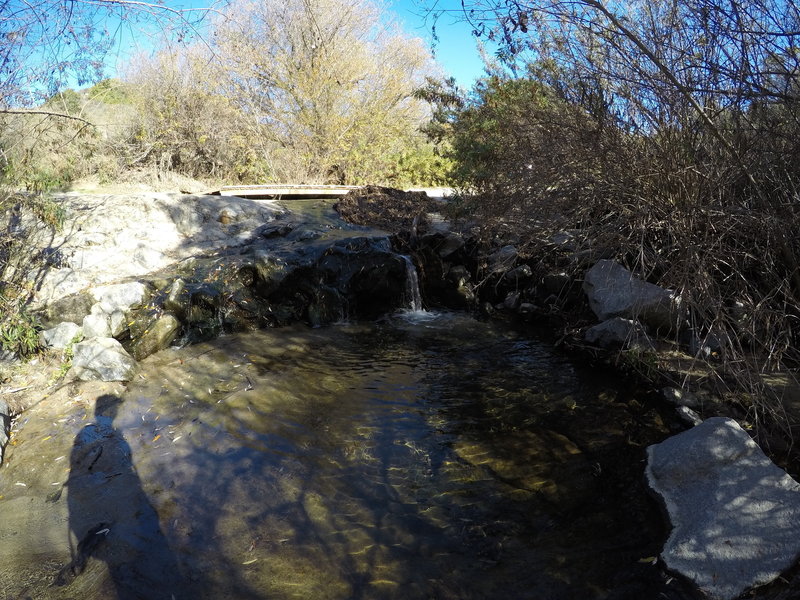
0, 109, 95, 126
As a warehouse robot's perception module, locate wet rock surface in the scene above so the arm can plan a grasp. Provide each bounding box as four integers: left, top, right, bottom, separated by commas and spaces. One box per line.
646, 417, 800, 600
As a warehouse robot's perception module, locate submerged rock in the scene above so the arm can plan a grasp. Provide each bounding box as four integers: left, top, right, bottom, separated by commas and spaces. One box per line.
646, 417, 800, 600
69, 337, 137, 382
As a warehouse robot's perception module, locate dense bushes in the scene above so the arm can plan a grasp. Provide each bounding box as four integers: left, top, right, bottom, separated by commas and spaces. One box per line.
424, 61, 800, 391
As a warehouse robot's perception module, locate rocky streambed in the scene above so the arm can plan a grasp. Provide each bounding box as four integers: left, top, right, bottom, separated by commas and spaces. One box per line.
1, 190, 800, 600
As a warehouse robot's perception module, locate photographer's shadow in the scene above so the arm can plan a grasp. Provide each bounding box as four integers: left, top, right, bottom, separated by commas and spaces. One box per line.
57, 394, 187, 599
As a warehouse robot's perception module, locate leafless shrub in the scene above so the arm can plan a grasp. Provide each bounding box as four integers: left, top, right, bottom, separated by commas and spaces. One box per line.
424, 0, 800, 431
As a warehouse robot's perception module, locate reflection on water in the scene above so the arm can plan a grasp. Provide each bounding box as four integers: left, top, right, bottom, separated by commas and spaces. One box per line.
1, 313, 692, 599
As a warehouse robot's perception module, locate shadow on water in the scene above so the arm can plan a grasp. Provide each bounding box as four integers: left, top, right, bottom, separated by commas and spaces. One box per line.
56, 394, 189, 599
97, 315, 698, 600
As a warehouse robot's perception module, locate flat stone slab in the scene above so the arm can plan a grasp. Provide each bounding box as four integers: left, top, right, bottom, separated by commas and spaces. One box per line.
646, 417, 800, 600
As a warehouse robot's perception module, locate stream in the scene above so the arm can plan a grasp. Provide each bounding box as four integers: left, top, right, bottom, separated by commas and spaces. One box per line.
0, 198, 694, 599
0, 310, 689, 599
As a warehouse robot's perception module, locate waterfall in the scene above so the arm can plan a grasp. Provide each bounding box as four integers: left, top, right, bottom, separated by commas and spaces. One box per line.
401, 255, 424, 312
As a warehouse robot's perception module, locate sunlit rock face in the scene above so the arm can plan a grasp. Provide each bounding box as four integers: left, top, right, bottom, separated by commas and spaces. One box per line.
33, 193, 285, 307
646, 417, 800, 600
35, 195, 410, 369
69, 337, 137, 382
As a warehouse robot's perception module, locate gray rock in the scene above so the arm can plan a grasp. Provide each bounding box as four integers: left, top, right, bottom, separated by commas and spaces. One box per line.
109, 310, 127, 337
540, 272, 583, 305
488, 245, 517, 273
82, 312, 111, 339
503, 265, 533, 285
218, 206, 240, 224
0, 398, 9, 457
688, 328, 728, 359
133, 246, 164, 271
676, 405, 703, 426
542, 272, 572, 296
40, 322, 83, 349
436, 232, 464, 259
39, 292, 94, 328
551, 231, 576, 249
584, 317, 647, 349
90, 282, 149, 312
660, 386, 702, 410
583, 260, 682, 331
30, 193, 284, 310
503, 291, 521, 310
447, 265, 471, 286
35, 268, 90, 305
69, 337, 137, 381
164, 278, 189, 317
646, 417, 800, 600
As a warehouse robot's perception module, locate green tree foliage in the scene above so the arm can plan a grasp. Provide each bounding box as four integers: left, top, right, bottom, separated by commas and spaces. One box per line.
125, 48, 269, 181
86, 79, 131, 105
122, 0, 445, 185
1, 1, 211, 357
212, 0, 439, 184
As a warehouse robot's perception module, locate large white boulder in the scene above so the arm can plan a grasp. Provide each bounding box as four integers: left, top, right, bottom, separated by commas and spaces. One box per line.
31, 193, 285, 308
583, 260, 681, 331
646, 417, 800, 600
90, 282, 149, 313
69, 337, 137, 382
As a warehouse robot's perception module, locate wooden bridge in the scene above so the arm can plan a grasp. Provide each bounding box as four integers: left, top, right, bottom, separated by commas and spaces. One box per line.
212, 184, 360, 199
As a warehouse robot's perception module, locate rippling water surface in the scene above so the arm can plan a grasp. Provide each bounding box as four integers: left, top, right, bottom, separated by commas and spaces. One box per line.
0, 312, 685, 599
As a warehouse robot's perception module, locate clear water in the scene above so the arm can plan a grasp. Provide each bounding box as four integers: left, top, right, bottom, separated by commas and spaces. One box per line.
0, 313, 685, 599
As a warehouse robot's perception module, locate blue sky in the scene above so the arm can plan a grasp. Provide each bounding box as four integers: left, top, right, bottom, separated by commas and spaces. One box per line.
388, 0, 491, 87
99, 0, 489, 90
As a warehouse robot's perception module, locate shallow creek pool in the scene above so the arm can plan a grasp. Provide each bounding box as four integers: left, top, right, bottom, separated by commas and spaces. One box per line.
0, 312, 692, 599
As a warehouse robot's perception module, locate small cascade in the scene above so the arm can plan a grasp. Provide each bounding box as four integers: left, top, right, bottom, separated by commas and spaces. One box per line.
397, 255, 440, 323
401, 255, 424, 312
